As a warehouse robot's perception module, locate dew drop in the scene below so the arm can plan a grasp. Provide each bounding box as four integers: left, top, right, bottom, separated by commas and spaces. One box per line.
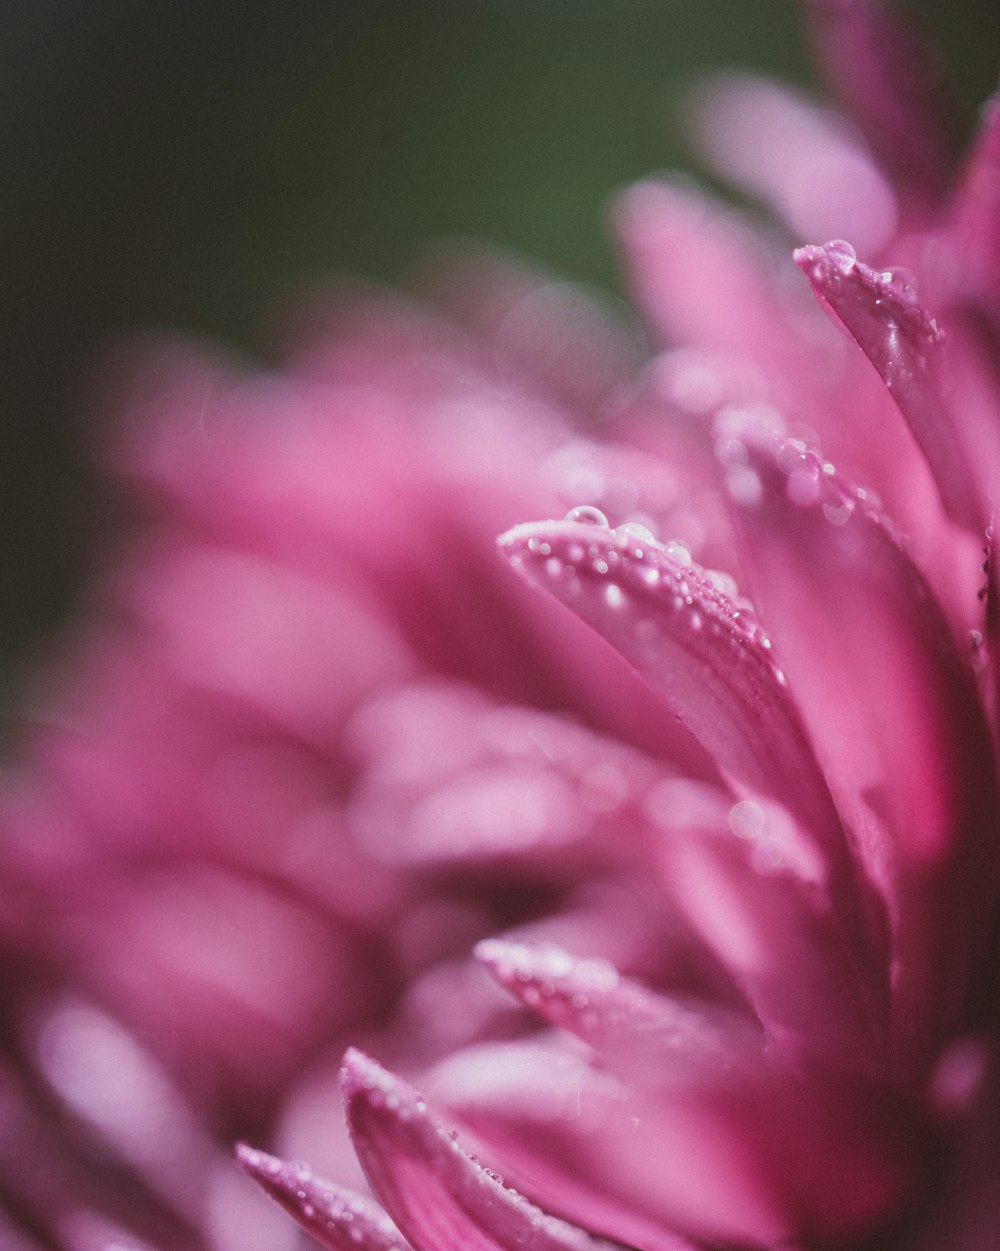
618, 521, 656, 544
605, 584, 624, 609
728, 799, 766, 840
664, 540, 692, 566
564, 504, 610, 528
826, 239, 857, 273
822, 497, 854, 526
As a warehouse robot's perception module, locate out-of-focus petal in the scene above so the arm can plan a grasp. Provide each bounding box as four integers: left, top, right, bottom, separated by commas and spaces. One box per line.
613, 180, 835, 398
431, 1035, 916, 1249
802, 0, 957, 213
341, 1050, 625, 1251
347, 681, 666, 872
475, 937, 762, 1071
691, 73, 897, 254
236, 1145, 413, 1251
948, 93, 1000, 319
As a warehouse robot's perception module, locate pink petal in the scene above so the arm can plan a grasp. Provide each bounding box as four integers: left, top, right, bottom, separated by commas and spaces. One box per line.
795, 241, 991, 530
801, 0, 957, 214
949, 92, 1000, 311
347, 681, 666, 871
659, 824, 887, 1072
236, 1144, 412, 1251
475, 936, 761, 1072
431, 1036, 915, 1249
340, 1049, 621, 1251
613, 179, 832, 394
722, 421, 1000, 1066
497, 517, 841, 860
691, 73, 897, 254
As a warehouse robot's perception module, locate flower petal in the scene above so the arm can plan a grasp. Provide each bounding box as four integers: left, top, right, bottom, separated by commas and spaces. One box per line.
475, 936, 761, 1072
691, 73, 898, 254
340, 1049, 621, 1251
723, 420, 1000, 1064
236, 1144, 413, 1251
497, 517, 841, 860
801, 0, 956, 213
795, 241, 990, 529
431, 1035, 915, 1249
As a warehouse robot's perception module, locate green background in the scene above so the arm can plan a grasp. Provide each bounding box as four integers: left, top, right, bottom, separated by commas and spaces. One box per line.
2, 0, 998, 712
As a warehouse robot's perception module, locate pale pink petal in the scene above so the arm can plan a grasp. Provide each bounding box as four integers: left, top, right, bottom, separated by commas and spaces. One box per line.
236, 1145, 413, 1251
340, 1050, 623, 1251
691, 73, 898, 254
347, 681, 666, 871
613, 179, 837, 399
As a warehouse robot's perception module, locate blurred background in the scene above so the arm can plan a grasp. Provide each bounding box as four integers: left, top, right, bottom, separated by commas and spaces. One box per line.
2, 0, 998, 720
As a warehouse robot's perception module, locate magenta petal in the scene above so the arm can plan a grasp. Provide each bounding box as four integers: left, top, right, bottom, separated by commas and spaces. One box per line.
795, 241, 990, 529
341, 1049, 620, 1251
725, 424, 1000, 1064
950, 93, 1000, 306
236, 1144, 412, 1251
497, 518, 842, 859
475, 937, 761, 1072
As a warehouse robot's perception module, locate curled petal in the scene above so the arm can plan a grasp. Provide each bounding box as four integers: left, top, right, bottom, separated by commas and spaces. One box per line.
497, 518, 842, 862
236, 1144, 413, 1251
341, 1049, 621, 1251
795, 241, 992, 529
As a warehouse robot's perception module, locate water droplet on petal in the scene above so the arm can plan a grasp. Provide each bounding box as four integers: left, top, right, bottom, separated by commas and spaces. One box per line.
728, 799, 766, 840
884, 266, 917, 302
663, 539, 693, 566
826, 239, 857, 273
618, 521, 656, 544
564, 504, 610, 527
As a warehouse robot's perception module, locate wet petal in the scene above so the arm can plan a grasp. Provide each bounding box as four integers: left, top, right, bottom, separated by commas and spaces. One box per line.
340, 1050, 621, 1251
475, 936, 760, 1072
236, 1145, 413, 1251
795, 241, 991, 529
497, 517, 841, 859
723, 421, 1000, 1064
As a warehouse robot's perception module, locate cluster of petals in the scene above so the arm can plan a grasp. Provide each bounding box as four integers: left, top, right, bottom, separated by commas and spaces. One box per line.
2, 2, 1000, 1249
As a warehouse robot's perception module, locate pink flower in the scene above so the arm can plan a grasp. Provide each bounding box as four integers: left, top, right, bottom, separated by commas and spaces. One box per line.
3, 2, 1000, 1249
